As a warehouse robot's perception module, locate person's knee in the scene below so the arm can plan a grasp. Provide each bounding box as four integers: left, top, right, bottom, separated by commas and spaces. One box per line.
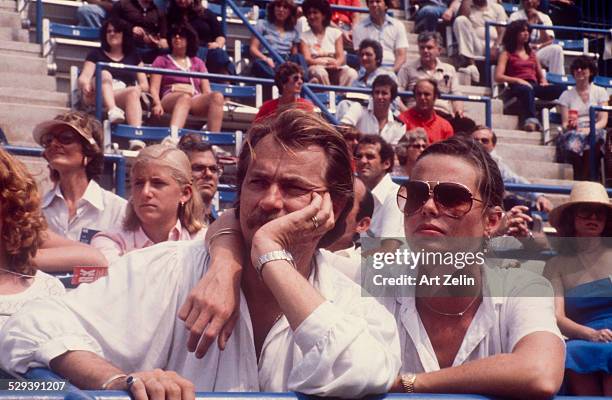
210, 91, 224, 106
100, 70, 114, 83
127, 85, 142, 99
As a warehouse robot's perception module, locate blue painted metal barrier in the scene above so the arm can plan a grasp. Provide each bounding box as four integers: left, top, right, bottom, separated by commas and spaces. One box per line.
485, 22, 611, 87
3, 145, 128, 198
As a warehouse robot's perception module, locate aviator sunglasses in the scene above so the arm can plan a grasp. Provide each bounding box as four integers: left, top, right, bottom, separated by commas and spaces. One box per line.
397, 180, 483, 219
40, 131, 79, 148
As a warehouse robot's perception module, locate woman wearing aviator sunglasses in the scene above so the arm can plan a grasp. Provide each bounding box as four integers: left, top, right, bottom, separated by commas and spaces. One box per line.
33, 111, 127, 244
388, 137, 564, 397
395, 128, 428, 177
544, 181, 612, 396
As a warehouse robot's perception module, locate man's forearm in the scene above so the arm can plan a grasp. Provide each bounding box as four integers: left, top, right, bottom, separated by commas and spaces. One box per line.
50, 351, 125, 390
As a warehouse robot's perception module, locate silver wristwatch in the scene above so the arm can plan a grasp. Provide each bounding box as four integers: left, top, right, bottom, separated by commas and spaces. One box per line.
255, 249, 295, 277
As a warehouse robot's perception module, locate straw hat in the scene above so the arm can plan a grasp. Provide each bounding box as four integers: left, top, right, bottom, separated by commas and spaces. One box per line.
33, 111, 102, 152
548, 181, 612, 230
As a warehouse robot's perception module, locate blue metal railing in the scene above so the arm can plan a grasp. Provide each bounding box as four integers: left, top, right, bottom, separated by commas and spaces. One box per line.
3, 145, 128, 197
485, 22, 612, 87
588, 105, 612, 181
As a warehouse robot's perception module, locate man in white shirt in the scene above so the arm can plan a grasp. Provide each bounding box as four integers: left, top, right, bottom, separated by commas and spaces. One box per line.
340, 74, 407, 145
0, 109, 400, 399
509, 0, 565, 75
355, 135, 404, 251
453, 0, 507, 64
352, 0, 409, 73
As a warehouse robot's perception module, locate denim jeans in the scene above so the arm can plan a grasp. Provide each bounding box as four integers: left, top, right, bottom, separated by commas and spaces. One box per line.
414, 5, 447, 33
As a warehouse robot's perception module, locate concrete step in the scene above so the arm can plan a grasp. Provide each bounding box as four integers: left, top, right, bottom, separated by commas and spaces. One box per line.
502, 158, 573, 180
0, 27, 29, 41
495, 143, 556, 163
459, 85, 492, 97
0, 53, 47, 75
0, 0, 15, 11
0, 38, 39, 55
491, 114, 519, 130
463, 98, 503, 120
495, 128, 543, 145
530, 177, 577, 187
0, 87, 68, 107
0, 72, 56, 91
0, 102, 68, 146
0, 10, 22, 28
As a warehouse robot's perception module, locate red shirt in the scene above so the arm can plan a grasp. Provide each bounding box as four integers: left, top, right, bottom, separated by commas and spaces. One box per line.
399, 107, 454, 144
254, 98, 315, 123
330, 0, 360, 26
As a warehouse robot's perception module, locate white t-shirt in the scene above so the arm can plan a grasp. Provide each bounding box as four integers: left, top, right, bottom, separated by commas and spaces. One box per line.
301, 26, 342, 58
0, 270, 65, 330
557, 83, 609, 129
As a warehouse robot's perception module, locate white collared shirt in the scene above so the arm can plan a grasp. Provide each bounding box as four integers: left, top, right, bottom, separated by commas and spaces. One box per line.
379, 266, 563, 372
508, 9, 555, 40
341, 101, 406, 145
365, 173, 405, 239
42, 180, 127, 243
90, 219, 206, 265
353, 15, 409, 66
0, 241, 401, 397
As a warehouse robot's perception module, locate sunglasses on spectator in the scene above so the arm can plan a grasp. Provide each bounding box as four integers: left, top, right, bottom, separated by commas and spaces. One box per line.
106, 28, 121, 34
409, 144, 427, 150
397, 180, 483, 219
41, 131, 79, 147
475, 138, 491, 145
192, 164, 221, 175
288, 74, 303, 83
576, 205, 608, 219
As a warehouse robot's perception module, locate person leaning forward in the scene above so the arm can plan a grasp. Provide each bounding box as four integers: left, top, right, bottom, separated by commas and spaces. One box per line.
0, 109, 401, 400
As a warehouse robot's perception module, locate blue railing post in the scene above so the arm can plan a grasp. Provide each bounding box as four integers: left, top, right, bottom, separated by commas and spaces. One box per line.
221, 0, 228, 38
115, 155, 126, 197
36, 0, 42, 43
484, 97, 492, 128
485, 22, 491, 88
95, 63, 103, 121
589, 106, 597, 181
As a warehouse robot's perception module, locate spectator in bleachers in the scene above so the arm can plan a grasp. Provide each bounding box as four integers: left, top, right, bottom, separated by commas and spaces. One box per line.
453, 0, 507, 68
339, 74, 406, 145
34, 112, 127, 243
395, 127, 428, 176
398, 31, 476, 135
91, 144, 205, 265
470, 125, 553, 212
329, 0, 361, 46
494, 19, 564, 132
355, 135, 404, 250
556, 56, 609, 180
178, 133, 221, 224
352, 0, 409, 73
411, 0, 460, 34
110, 0, 168, 63
150, 23, 225, 136
166, 0, 235, 75
509, 0, 565, 75
78, 18, 149, 126
254, 61, 314, 122
301, 0, 358, 86
388, 137, 564, 397
0, 147, 65, 329
399, 79, 454, 143
544, 181, 612, 396
250, 0, 308, 80
77, 0, 116, 28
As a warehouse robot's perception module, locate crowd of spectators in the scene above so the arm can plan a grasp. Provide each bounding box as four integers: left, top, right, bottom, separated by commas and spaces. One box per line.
1, 0, 612, 397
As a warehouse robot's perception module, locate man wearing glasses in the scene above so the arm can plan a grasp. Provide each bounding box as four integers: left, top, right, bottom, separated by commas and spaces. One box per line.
178, 133, 221, 224
470, 125, 553, 213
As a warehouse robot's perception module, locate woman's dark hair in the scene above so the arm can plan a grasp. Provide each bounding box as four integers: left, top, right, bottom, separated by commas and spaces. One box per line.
166, 0, 205, 26
503, 19, 531, 54
266, 0, 298, 30
167, 23, 200, 57
274, 61, 303, 94
359, 39, 383, 67
570, 56, 598, 83
302, 0, 332, 27
372, 74, 398, 99
417, 137, 505, 210
100, 17, 135, 54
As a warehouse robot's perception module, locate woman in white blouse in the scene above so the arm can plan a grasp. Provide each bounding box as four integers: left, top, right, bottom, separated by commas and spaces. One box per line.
34, 111, 127, 243
300, 0, 357, 86
556, 56, 609, 180
91, 144, 205, 265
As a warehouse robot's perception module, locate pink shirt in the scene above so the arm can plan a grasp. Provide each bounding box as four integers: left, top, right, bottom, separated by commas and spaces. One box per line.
91, 219, 205, 265
152, 55, 208, 98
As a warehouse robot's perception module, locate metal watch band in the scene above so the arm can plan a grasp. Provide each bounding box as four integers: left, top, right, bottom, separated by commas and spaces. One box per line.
255, 249, 295, 276
400, 373, 416, 393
